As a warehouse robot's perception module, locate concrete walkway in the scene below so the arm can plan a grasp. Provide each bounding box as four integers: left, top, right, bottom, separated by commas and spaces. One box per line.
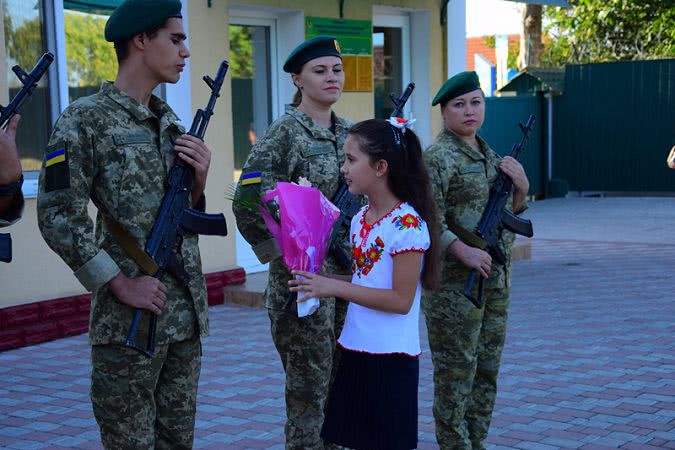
1, 197, 674, 449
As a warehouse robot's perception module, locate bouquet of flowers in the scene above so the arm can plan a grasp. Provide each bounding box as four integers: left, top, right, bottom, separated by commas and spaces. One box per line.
259, 179, 340, 317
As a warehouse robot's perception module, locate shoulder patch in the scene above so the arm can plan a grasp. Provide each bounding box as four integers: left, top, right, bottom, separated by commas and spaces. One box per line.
44, 143, 70, 192
241, 171, 262, 186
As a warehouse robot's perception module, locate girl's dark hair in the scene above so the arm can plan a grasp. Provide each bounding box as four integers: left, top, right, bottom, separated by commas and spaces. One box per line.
348, 119, 441, 290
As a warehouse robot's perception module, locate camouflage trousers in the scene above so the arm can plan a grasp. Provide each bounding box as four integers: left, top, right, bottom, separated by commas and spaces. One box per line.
268, 297, 347, 450
422, 286, 510, 450
90, 333, 201, 450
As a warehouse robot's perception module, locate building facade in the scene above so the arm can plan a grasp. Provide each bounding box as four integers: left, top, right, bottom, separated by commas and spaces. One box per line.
0, 0, 454, 316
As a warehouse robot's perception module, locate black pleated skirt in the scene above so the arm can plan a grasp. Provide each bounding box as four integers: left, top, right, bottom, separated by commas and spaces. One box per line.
321, 346, 419, 450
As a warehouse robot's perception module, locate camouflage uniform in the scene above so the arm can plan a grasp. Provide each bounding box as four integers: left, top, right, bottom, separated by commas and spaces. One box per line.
233, 105, 351, 449
423, 129, 525, 450
37, 82, 207, 449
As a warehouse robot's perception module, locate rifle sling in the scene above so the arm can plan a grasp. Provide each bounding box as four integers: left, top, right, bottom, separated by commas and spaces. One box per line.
446, 217, 488, 250
104, 218, 160, 276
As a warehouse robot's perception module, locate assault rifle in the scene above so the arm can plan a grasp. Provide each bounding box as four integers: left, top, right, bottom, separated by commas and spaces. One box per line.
1, 52, 54, 129
463, 115, 535, 308
124, 60, 230, 357
328, 82, 416, 268
0, 52, 55, 264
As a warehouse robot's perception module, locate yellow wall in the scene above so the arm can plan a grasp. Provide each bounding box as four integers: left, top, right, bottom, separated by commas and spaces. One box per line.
0, 0, 446, 308
187, 1, 238, 273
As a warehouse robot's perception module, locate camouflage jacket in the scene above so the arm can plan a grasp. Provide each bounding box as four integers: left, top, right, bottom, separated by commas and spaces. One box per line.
0, 190, 23, 226
37, 82, 207, 345
425, 129, 527, 289
233, 105, 353, 310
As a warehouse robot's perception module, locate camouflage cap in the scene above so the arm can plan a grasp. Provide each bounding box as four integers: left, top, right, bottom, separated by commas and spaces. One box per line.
283, 36, 342, 73
104, 0, 182, 42
432, 70, 482, 106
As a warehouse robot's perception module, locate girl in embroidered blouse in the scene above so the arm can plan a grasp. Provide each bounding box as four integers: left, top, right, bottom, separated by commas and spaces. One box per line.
289, 118, 440, 450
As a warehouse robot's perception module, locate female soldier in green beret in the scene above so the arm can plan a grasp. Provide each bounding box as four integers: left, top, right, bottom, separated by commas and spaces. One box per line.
233, 36, 352, 449
423, 71, 529, 450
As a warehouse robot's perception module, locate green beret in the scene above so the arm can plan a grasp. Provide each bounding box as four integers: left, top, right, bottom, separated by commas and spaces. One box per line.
283, 36, 342, 73
105, 0, 182, 42
432, 71, 482, 106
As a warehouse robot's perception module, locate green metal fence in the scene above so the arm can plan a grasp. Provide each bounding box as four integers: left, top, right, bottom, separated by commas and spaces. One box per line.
553, 59, 674, 193
481, 95, 546, 196
482, 59, 675, 195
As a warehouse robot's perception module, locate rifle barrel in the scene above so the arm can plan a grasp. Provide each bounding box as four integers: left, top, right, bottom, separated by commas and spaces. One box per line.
390, 82, 415, 118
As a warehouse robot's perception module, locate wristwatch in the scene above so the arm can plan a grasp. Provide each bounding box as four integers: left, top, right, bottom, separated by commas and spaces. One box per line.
0, 174, 23, 196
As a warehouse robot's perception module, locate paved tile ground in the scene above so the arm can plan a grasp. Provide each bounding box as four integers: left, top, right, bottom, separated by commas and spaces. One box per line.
1, 237, 674, 449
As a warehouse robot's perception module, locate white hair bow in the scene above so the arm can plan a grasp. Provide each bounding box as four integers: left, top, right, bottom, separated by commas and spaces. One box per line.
387, 116, 416, 133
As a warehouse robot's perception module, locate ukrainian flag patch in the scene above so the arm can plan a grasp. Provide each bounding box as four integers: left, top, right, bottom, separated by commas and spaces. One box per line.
44, 143, 70, 192
45, 148, 66, 167
241, 171, 262, 186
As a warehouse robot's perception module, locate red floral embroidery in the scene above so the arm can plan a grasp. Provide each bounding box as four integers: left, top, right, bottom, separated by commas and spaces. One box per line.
358, 202, 403, 244
391, 248, 426, 256
392, 213, 422, 231
351, 234, 385, 278
357, 254, 367, 268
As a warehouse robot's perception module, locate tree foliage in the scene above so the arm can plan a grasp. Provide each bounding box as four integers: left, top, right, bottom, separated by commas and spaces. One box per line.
4, 12, 44, 77
64, 11, 117, 86
4, 8, 117, 87
229, 25, 254, 79
543, 0, 675, 65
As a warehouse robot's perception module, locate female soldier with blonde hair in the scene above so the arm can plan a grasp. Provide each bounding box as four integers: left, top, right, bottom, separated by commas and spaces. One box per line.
233, 36, 352, 449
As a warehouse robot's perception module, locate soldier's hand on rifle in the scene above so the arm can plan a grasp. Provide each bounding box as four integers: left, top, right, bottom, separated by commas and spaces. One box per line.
499, 156, 529, 212
174, 134, 212, 206
498, 156, 529, 193
108, 272, 167, 316
0, 115, 22, 185
448, 240, 492, 279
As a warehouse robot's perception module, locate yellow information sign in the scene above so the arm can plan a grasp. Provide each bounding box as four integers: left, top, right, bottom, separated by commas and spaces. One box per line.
306, 16, 373, 92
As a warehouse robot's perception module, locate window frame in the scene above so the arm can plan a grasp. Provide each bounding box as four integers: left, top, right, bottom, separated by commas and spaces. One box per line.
372, 12, 412, 119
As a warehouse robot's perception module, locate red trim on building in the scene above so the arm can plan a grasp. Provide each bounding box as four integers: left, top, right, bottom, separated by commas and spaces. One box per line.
0, 267, 246, 352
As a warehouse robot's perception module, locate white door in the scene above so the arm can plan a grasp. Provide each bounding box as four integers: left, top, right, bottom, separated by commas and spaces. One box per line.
372, 13, 412, 119
229, 16, 278, 274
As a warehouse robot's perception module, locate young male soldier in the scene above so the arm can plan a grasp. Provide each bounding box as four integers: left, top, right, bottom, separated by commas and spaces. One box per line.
37, 1, 212, 448
0, 115, 23, 224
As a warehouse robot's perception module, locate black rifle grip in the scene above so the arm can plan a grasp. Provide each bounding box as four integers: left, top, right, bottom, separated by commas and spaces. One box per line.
463, 270, 484, 308
0, 233, 12, 263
